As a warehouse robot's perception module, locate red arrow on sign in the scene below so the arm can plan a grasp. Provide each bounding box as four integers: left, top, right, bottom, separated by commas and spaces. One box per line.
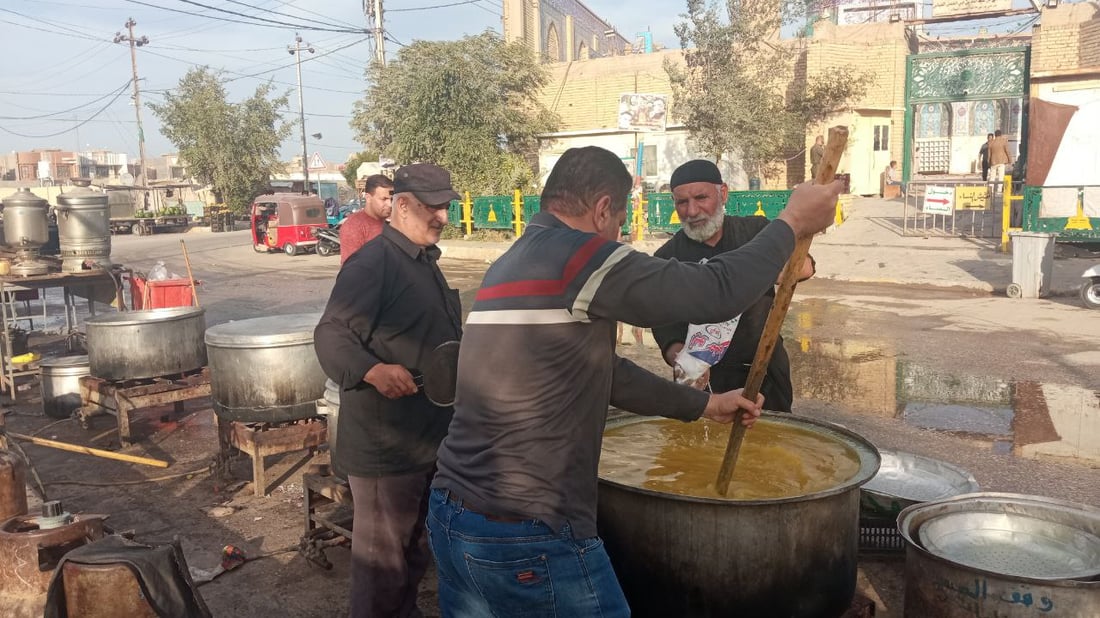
926, 198, 950, 205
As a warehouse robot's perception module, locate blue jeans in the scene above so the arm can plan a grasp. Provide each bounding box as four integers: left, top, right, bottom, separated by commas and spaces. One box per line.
426, 488, 630, 618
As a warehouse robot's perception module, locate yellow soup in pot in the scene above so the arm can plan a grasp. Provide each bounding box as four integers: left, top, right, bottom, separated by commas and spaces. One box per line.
600, 418, 861, 500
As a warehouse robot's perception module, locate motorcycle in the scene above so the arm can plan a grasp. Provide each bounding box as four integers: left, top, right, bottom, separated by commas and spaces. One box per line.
1082, 264, 1100, 309
314, 225, 341, 257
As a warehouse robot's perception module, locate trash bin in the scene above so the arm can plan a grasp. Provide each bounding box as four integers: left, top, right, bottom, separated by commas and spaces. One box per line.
1007, 232, 1055, 299
748, 177, 761, 191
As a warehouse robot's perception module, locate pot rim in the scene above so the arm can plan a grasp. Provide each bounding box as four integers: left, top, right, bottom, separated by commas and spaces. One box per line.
86, 306, 204, 326
598, 412, 881, 506
898, 492, 1100, 588
204, 313, 321, 348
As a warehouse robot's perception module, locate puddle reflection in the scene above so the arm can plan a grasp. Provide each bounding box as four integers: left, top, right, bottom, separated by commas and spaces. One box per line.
788, 319, 1100, 466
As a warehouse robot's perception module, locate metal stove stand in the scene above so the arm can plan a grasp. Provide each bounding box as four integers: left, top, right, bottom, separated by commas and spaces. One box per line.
78, 367, 211, 447
217, 417, 326, 497
298, 469, 353, 570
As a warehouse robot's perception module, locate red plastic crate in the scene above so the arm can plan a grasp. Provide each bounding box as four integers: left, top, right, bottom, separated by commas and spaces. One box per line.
131, 276, 198, 310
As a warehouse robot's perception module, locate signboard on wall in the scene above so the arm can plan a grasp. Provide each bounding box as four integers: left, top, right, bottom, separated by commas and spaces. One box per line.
932, 0, 1011, 18
924, 185, 955, 215
618, 93, 668, 132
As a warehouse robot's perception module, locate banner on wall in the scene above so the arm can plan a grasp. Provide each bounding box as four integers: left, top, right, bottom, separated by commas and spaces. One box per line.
618, 93, 668, 132
932, 0, 1011, 17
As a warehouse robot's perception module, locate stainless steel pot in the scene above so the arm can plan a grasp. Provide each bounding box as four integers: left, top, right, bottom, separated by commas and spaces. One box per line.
86, 307, 206, 380
899, 493, 1100, 617
205, 313, 325, 423
597, 413, 880, 618
316, 379, 344, 478
0, 189, 49, 249
40, 355, 90, 419
55, 181, 111, 272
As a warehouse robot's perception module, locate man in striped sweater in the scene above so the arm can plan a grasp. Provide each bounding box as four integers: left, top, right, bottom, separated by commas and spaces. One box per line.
429, 146, 841, 617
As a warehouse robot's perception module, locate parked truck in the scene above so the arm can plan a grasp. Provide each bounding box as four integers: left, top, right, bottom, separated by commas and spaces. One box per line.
106, 187, 191, 235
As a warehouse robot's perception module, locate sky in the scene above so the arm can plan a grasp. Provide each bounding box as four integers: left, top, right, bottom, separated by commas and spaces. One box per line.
1, 0, 1051, 169
0, 0, 681, 169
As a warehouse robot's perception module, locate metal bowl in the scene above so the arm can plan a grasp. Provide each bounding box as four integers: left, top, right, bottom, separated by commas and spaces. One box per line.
918, 509, 1100, 581
860, 449, 979, 517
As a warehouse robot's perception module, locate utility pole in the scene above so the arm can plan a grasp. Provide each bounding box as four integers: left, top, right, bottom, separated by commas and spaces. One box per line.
365, 0, 386, 66
288, 34, 314, 195
114, 18, 149, 188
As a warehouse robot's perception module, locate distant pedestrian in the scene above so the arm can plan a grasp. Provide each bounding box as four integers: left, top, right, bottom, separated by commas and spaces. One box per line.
979, 133, 993, 181
810, 135, 825, 180
989, 130, 1012, 187
884, 161, 901, 186
339, 174, 393, 264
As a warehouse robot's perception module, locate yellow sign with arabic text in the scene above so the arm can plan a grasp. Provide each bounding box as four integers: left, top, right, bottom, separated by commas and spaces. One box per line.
955, 186, 989, 210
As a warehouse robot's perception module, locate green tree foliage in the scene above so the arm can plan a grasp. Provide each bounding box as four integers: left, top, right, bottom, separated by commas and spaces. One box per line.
350, 32, 558, 195
342, 151, 380, 186
667, 0, 871, 184
149, 68, 293, 212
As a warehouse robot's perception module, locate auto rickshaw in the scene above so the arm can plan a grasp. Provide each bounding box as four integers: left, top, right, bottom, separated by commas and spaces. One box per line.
250, 193, 327, 256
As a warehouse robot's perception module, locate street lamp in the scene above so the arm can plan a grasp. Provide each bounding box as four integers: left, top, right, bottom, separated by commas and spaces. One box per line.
289, 34, 314, 194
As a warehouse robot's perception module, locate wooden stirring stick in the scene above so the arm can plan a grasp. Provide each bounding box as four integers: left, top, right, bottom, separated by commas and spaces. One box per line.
715, 126, 849, 496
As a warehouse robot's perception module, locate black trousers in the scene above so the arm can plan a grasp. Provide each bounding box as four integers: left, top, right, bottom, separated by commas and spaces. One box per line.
347, 469, 434, 618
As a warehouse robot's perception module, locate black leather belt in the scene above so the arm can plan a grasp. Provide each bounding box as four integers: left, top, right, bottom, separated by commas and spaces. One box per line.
444, 490, 527, 524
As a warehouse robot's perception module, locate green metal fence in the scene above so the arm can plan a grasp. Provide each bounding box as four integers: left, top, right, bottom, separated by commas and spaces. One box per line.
446, 189, 794, 235
1021, 186, 1100, 242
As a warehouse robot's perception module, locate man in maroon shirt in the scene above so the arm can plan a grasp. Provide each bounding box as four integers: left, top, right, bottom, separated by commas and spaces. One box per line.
340, 174, 394, 263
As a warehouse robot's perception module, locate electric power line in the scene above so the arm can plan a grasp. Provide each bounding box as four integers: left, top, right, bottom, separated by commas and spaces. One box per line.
122, 0, 365, 34
0, 80, 133, 139
389, 0, 484, 12
221, 0, 359, 30
175, 0, 369, 34
0, 80, 135, 121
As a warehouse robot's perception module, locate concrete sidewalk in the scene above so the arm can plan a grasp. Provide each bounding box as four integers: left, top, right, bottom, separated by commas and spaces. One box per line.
439, 196, 1095, 295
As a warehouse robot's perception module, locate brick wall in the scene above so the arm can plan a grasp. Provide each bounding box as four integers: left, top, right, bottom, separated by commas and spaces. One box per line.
1080, 19, 1100, 67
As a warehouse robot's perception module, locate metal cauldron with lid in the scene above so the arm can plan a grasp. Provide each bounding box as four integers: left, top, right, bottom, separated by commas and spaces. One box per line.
55, 179, 111, 272
40, 355, 91, 419
205, 313, 326, 423
0, 188, 51, 275
597, 413, 881, 617
899, 492, 1100, 617
86, 307, 207, 381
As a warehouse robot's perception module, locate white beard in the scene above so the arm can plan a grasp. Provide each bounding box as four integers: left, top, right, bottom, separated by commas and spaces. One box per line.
682, 207, 725, 243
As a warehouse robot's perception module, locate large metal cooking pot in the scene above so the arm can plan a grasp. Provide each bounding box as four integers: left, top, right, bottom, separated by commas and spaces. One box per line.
40, 355, 90, 419
597, 413, 880, 618
1, 188, 49, 249
899, 493, 1100, 617
316, 379, 345, 478
55, 180, 111, 272
205, 313, 325, 423
86, 307, 206, 381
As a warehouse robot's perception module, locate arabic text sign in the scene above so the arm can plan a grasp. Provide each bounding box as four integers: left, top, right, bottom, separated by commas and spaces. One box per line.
955, 186, 989, 210
932, 0, 1011, 18
924, 186, 954, 215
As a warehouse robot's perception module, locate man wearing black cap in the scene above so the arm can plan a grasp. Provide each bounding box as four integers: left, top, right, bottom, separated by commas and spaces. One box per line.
315, 163, 463, 618
651, 159, 816, 413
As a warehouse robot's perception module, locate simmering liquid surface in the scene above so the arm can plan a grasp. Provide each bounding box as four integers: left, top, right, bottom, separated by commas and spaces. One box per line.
600, 419, 861, 500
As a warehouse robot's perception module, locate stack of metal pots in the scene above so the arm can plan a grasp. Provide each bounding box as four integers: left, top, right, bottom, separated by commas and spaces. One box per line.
899, 493, 1100, 617
85, 307, 207, 381
0, 188, 51, 275
205, 313, 326, 423
55, 179, 111, 273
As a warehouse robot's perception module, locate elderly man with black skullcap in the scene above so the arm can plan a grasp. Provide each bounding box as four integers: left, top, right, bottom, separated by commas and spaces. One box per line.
651, 160, 817, 413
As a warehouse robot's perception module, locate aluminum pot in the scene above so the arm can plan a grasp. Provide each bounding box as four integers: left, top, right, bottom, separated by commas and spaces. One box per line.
55, 180, 111, 272
597, 413, 880, 618
316, 379, 345, 478
86, 307, 206, 381
899, 493, 1100, 617
205, 313, 325, 423
0, 188, 49, 249
40, 355, 90, 419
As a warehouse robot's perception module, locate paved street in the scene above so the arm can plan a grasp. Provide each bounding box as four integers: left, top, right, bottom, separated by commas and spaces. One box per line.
6, 212, 1098, 617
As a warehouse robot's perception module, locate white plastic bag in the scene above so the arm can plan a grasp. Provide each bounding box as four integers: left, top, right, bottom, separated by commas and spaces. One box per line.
673, 315, 741, 387
148, 261, 169, 281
